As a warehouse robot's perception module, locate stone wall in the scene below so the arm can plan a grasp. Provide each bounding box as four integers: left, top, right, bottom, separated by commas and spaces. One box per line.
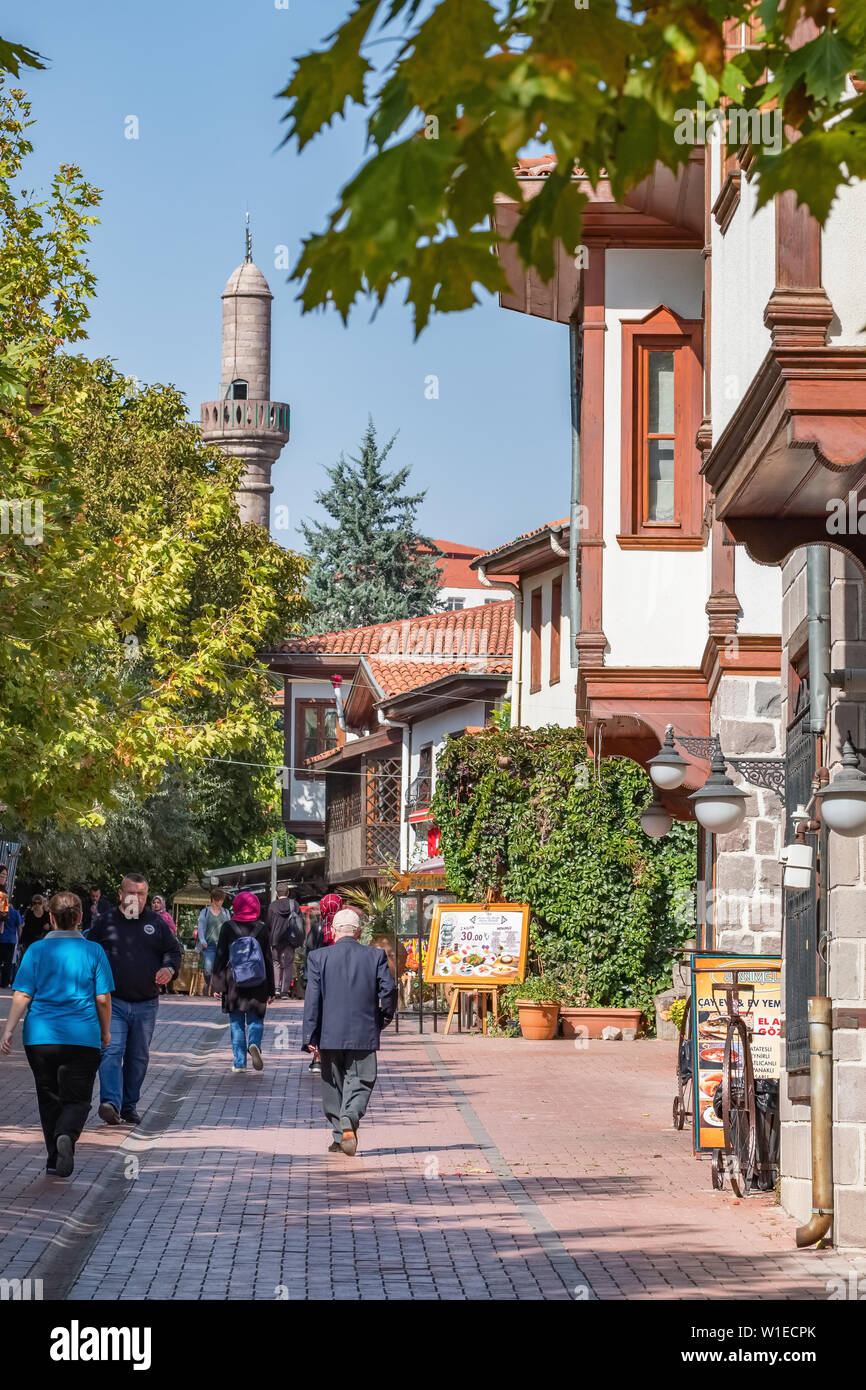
779, 547, 866, 1248
709, 669, 784, 954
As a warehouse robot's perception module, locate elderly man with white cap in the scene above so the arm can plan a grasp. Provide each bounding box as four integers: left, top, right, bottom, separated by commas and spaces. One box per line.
301, 906, 397, 1155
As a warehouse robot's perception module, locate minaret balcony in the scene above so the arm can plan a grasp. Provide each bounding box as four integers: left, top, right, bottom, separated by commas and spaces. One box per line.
200, 399, 291, 441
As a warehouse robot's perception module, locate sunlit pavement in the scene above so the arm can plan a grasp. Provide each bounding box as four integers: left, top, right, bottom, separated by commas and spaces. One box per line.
0, 994, 862, 1300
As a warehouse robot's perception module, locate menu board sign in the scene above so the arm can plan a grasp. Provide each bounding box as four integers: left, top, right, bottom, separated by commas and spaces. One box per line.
424, 903, 530, 986
690, 952, 782, 1153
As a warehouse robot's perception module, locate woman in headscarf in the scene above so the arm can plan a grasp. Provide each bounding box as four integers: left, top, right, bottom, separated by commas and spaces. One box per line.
211, 891, 274, 1073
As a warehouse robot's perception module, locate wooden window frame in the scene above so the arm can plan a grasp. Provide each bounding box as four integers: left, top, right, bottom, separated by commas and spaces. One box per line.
618, 305, 704, 550
549, 576, 562, 687
529, 587, 542, 693
294, 697, 342, 780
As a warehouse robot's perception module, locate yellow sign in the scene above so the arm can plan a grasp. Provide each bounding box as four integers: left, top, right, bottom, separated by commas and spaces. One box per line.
424, 903, 530, 986
690, 952, 782, 1152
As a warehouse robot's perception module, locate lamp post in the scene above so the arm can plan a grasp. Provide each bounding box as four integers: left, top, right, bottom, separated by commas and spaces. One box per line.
643, 728, 785, 839
687, 737, 750, 833
640, 796, 673, 839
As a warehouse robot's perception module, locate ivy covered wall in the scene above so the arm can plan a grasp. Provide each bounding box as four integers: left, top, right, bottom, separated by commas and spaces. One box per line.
432, 726, 697, 1020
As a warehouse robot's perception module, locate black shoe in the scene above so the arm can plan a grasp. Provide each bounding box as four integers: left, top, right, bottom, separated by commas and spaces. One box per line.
309, 1060, 321, 1074
98, 1101, 120, 1126
55, 1134, 75, 1178
328, 1141, 342, 1153
120, 1108, 141, 1125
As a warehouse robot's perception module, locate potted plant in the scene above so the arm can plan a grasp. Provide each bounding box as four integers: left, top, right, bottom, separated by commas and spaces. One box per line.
342, 884, 403, 976
502, 975, 563, 1041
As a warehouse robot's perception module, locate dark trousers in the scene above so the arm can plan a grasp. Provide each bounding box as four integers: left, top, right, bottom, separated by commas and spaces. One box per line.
0, 942, 15, 987
24, 1044, 101, 1167
319, 1049, 378, 1142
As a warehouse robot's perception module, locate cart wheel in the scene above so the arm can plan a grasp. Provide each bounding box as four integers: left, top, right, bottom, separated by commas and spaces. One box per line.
711, 1151, 724, 1190
722, 1016, 757, 1198
673, 1094, 684, 1129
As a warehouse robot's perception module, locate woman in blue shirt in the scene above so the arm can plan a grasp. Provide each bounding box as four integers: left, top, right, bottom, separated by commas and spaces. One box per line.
0, 891, 114, 1177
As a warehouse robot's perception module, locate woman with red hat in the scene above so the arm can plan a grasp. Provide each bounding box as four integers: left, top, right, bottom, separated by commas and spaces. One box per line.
212, 892, 275, 1073
301, 893, 343, 1074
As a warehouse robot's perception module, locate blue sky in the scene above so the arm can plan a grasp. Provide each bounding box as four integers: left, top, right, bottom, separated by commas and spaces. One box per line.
13, 0, 570, 552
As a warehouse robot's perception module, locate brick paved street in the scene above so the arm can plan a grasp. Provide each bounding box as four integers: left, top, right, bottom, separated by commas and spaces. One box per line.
1, 993, 863, 1301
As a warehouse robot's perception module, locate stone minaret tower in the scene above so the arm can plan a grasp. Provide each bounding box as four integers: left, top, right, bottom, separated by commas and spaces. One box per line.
200, 219, 290, 528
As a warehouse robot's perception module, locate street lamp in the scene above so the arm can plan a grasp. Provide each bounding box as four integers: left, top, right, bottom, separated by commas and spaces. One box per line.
815, 736, 866, 837
688, 738, 749, 834
640, 796, 673, 839
647, 725, 689, 791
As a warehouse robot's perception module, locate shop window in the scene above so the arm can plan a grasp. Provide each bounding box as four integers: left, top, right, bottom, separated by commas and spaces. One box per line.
618, 305, 703, 549
549, 576, 562, 687
294, 698, 340, 779
529, 587, 542, 693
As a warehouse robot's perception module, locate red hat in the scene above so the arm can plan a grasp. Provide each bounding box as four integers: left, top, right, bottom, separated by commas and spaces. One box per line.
231, 891, 261, 922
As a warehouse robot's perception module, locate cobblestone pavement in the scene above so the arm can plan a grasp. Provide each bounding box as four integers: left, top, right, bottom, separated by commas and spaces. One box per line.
1, 994, 863, 1300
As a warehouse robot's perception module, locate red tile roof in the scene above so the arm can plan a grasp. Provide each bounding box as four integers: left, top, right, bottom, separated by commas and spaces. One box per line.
279, 602, 513, 699
418, 538, 499, 590
478, 517, 570, 560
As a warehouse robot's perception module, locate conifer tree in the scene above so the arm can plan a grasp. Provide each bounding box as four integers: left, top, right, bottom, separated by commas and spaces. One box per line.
301, 419, 442, 629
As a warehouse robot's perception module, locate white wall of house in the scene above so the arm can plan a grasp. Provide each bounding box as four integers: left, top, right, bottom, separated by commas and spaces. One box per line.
438, 585, 502, 612
402, 701, 491, 869
734, 552, 783, 635
708, 131, 776, 440
823, 179, 866, 348
517, 561, 574, 729
602, 249, 708, 668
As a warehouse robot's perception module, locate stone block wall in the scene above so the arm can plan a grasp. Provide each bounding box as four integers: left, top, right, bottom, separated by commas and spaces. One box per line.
779, 547, 866, 1248
709, 670, 784, 954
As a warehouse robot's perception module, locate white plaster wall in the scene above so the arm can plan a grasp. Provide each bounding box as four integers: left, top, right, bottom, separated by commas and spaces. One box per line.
709, 135, 776, 438
735, 550, 782, 635
438, 585, 497, 610
517, 562, 575, 728
823, 179, 866, 347
602, 249, 708, 668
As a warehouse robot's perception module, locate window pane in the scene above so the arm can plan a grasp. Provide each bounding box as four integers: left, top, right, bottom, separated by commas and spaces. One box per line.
648, 351, 675, 433
323, 706, 338, 750
648, 439, 675, 521
303, 706, 318, 761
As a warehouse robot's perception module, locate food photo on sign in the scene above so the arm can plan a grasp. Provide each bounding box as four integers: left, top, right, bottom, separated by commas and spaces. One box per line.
424, 903, 530, 985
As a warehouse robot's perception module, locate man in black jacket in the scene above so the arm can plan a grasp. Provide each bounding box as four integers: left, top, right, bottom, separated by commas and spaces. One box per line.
88, 873, 182, 1125
266, 883, 303, 998
302, 908, 397, 1156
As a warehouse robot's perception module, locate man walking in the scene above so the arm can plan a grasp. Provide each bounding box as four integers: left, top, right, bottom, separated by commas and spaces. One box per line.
301, 908, 397, 1156
266, 883, 303, 998
88, 873, 182, 1124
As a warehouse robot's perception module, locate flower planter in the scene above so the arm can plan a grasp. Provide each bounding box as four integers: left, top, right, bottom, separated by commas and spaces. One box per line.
560, 1006, 643, 1040
516, 1000, 560, 1041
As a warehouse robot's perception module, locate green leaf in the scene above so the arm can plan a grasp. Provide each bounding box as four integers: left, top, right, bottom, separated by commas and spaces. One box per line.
278, 2, 379, 150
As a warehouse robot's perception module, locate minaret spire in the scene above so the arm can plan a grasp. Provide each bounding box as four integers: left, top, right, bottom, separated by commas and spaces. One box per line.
244, 210, 252, 264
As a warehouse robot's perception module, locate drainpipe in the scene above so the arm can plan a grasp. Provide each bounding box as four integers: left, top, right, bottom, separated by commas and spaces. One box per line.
477, 563, 522, 726
807, 547, 830, 734
796, 996, 834, 1247
568, 317, 582, 670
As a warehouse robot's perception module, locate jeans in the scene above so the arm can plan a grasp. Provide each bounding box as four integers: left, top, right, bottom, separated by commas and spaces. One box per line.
201, 943, 217, 986
274, 945, 295, 995
229, 1011, 263, 1068
25, 1044, 101, 1167
99, 996, 159, 1112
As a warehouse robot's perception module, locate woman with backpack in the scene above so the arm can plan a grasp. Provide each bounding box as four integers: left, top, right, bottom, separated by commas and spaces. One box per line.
211, 891, 274, 1073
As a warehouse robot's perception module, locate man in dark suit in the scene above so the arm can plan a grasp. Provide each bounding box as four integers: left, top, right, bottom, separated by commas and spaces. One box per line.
302, 908, 397, 1156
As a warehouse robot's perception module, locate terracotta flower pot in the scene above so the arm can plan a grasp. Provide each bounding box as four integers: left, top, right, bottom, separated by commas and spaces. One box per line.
516, 1000, 560, 1040
560, 1006, 643, 1039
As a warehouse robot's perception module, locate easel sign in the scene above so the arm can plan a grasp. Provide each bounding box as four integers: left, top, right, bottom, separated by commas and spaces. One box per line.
424, 903, 529, 986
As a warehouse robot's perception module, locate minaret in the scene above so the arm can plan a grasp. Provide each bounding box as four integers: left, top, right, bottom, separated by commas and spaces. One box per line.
200, 218, 290, 528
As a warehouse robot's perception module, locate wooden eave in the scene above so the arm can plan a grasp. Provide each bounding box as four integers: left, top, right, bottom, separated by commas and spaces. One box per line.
702, 345, 866, 569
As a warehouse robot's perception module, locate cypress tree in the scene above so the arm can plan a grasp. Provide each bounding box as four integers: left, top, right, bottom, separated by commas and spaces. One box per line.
301, 418, 442, 629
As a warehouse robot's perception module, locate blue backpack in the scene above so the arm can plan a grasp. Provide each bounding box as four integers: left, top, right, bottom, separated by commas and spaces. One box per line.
229, 926, 266, 988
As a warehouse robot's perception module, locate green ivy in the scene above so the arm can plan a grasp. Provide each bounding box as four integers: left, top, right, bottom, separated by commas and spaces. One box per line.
432, 725, 697, 1022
